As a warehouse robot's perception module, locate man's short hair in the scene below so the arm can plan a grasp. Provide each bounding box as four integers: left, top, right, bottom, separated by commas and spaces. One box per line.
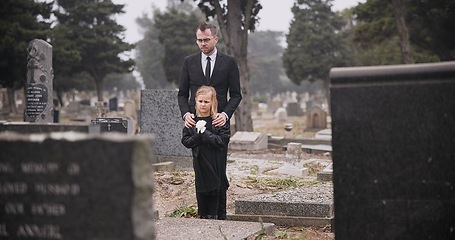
197, 22, 218, 36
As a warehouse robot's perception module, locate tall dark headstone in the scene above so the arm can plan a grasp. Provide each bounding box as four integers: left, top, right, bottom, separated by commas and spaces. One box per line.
0, 132, 156, 240
109, 97, 119, 112
25, 39, 54, 123
330, 61, 455, 239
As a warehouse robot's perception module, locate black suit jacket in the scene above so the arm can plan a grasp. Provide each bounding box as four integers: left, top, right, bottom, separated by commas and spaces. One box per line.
178, 51, 242, 119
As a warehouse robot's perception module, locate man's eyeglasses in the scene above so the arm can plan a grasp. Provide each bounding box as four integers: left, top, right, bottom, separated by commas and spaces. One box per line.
196, 37, 214, 44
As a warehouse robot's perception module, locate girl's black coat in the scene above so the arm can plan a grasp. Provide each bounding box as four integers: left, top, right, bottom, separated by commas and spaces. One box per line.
181, 117, 230, 193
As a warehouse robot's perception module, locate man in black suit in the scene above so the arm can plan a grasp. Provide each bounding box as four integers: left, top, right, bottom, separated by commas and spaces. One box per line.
178, 22, 242, 219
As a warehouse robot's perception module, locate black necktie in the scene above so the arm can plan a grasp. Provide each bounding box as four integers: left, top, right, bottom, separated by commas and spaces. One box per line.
205, 56, 211, 83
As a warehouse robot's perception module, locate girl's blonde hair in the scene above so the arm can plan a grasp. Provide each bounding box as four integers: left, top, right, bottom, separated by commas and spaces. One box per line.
195, 85, 218, 118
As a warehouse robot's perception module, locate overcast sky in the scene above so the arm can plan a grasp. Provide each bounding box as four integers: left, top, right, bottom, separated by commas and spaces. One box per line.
112, 0, 366, 43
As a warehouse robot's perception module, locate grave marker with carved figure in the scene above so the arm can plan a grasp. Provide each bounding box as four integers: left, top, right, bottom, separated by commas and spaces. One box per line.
25, 39, 54, 123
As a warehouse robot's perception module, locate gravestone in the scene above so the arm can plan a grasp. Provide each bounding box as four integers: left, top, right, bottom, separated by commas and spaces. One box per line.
123, 100, 136, 119
0, 89, 6, 111
91, 117, 131, 134
123, 100, 138, 133
0, 132, 155, 240
25, 39, 54, 123
274, 107, 287, 122
52, 99, 59, 123
66, 101, 80, 113
229, 131, 268, 151
315, 128, 331, 140
330, 61, 455, 239
317, 163, 333, 182
109, 97, 118, 112
286, 102, 303, 116
285, 142, 303, 160
276, 142, 309, 178
140, 90, 191, 166
305, 106, 327, 129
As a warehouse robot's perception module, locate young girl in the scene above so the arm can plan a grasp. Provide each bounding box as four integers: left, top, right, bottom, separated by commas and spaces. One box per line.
181, 86, 230, 219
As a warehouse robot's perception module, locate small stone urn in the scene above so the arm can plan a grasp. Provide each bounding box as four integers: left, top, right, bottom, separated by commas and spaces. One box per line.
284, 123, 293, 138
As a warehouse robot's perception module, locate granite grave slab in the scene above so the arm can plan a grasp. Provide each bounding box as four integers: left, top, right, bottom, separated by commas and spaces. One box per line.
0, 132, 156, 240
140, 90, 191, 160
229, 131, 268, 151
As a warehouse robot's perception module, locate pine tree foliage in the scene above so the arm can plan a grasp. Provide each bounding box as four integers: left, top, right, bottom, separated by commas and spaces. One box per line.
282, 0, 349, 88
0, 0, 52, 89
351, 0, 455, 63
52, 0, 135, 101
